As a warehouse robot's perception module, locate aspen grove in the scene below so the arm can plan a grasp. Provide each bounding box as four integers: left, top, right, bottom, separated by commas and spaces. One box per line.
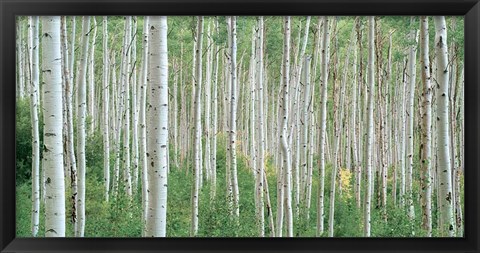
16, 16, 464, 237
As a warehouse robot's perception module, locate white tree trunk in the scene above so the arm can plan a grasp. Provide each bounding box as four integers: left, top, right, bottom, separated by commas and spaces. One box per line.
62, 16, 78, 229
317, 16, 330, 236
255, 16, 265, 237
399, 57, 407, 207
434, 16, 455, 237
75, 16, 90, 237
139, 16, 150, 235
300, 55, 311, 212
145, 16, 169, 237
204, 21, 212, 182
420, 16, 433, 237
17, 20, 25, 99
364, 16, 375, 237
230, 16, 240, 219
280, 16, 294, 237
88, 17, 97, 134
123, 16, 133, 197
102, 16, 110, 202
28, 16, 40, 237
191, 16, 204, 236
406, 21, 418, 221
131, 17, 139, 194
42, 16, 66, 237
210, 18, 220, 200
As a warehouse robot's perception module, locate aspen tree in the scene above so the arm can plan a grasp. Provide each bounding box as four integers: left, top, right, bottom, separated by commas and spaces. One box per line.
204, 21, 212, 181
42, 16, 66, 237
28, 16, 40, 237
280, 16, 294, 237
123, 16, 133, 198
146, 16, 169, 237
131, 17, 139, 193
17, 20, 25, 99
102, 16, 110, 202
63, 16, 78, 229
317, 16, 330, 236
255, 16, 265, 237
139, 16, 150, 235
210, 17, 220, 199
420, 16, 433, 236
191, 16, 204, 236
250, 25, 257, 178
300, 55, 311, 208
88, 17, 97, 134
434, 16, 455, 237
75, 16, 90, 237
406, 19, 418, 221
225, 17, 234, 213
399, 57, 408, 207
230, 16, 240, 219
364, 16, 375, 237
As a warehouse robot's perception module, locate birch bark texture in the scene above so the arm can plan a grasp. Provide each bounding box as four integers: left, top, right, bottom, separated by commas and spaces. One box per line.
281, 16, 294, 237
230, 16, 241, 219
146, 16, 169, 237
41, 16, 66, 237
75, 16, 90, 237
419, 16, 433, 237
364, 16, 375, 237
317, 16, 330, 236
191, 16, 204, 236
28, 16, 41, 237
433, 16, 455, 237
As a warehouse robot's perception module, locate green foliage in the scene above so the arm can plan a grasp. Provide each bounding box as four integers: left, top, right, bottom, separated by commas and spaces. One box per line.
16, 98, 43, 186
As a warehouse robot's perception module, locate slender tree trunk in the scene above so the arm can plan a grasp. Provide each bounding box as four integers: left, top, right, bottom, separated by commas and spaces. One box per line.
230, 16, 240, 219
139, 16, 150, 235
255, 16, 266, 237
145, 16, 169, 237
406, 20, 418, 221
434, 16, 455, 237
280, 16, 294, 237
42, 16, 66, 237
28, 16, 40, 237
204, 21, 212, 182
63, 16, 78, 231
75, 16, 90, 237
420, 16, 433, 237
210, 18, 220, 200
364, 16, 375, 237
102, 16, 111, 203
300, 55, 311, 220
399, 57, 407, 207
88, 17, 97, 134
17, 20, 25, 99
317, 16, 330, 236
123, 16, 133, 198
131, 17, 139, 194
191, 16, 204, 236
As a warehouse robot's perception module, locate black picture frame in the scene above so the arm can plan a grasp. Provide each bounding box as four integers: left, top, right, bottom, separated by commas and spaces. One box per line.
1, 0, 479, 252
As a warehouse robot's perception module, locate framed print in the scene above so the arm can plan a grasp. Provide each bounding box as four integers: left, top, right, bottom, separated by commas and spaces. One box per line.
1, 0, 479, 252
